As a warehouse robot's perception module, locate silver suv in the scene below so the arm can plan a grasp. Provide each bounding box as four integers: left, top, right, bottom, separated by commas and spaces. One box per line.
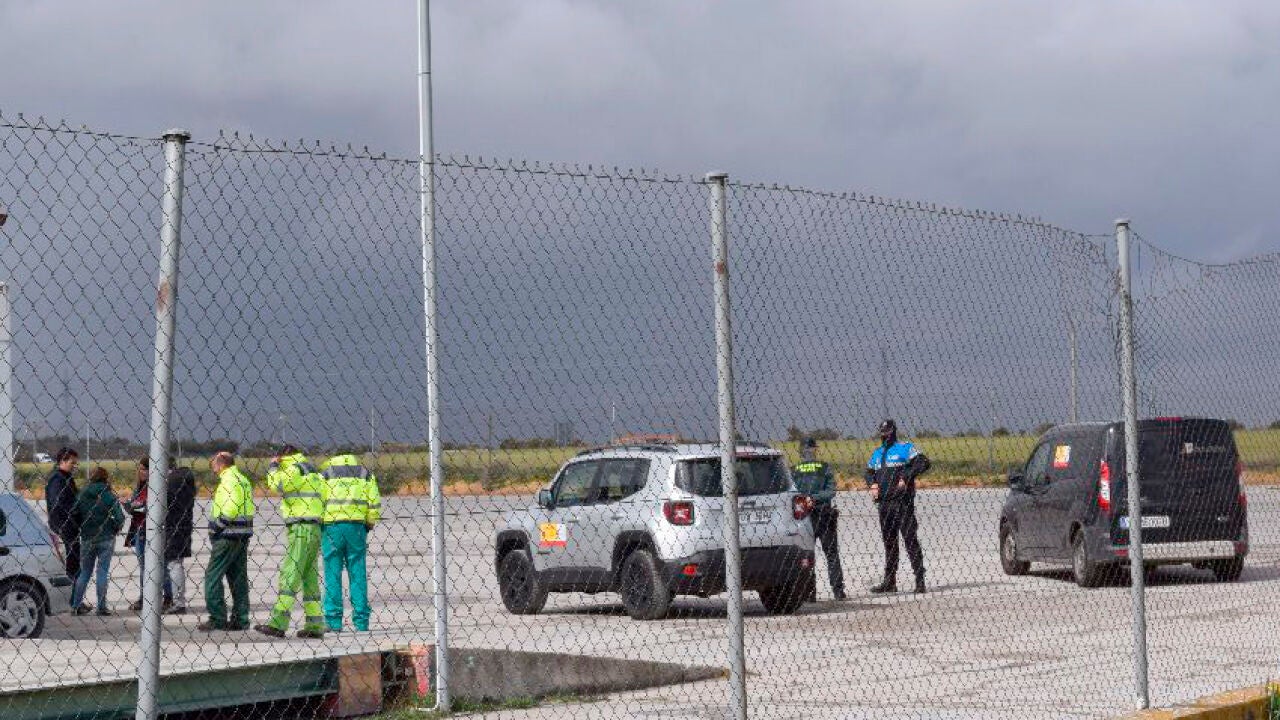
494, 443, 817, 620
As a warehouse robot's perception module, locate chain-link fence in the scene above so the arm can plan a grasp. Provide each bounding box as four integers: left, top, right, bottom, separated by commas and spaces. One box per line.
0, 111, 1276, 720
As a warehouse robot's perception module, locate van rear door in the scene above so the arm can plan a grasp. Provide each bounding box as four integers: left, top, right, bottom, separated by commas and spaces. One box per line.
1110, 419, 1242, 544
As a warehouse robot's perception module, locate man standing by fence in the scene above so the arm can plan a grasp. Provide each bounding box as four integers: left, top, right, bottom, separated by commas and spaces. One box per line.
257, 445, 326, 639
792, 438, 845, 600
319, 453, 382, 632
199, 452, 254, 632
865, 420, 931, 594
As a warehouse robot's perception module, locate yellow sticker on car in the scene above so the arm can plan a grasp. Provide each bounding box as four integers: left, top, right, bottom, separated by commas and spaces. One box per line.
1053, 444, 1071, 469
538, 522, 567, 548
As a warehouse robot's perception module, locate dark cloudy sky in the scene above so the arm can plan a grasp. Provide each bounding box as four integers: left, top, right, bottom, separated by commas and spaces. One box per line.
4, 1, 1280, 448
4, 1, 1279, 261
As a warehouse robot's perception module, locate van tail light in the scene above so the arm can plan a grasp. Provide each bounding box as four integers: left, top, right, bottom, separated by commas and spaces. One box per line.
50, 532, 65, 566
663, 500, 695, 526
792, 495, 814, 520
1236, 460, 1248, 512
1098, 460, 1112, 514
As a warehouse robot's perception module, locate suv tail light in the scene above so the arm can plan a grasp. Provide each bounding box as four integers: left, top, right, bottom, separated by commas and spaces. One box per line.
792, 495, 814, 520
1098, 459, 1112, 514
663, 500, 695, 526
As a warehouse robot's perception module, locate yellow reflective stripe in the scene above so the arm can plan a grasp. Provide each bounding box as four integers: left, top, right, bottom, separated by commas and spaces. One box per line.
283, 491, 322, 499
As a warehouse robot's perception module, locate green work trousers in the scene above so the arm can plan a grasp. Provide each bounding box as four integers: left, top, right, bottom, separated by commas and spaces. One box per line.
268, 522, 324, 633
205, 538, 250, 628
322, 522, 370, 631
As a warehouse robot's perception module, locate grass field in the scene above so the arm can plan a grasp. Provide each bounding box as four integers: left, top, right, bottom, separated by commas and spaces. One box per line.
16, 429, 1280, 499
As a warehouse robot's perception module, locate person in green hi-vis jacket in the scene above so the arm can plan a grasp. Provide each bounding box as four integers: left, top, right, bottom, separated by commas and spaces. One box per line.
319, 453, 382, 632
256, 445, 326, 639
197, 452, 254, 632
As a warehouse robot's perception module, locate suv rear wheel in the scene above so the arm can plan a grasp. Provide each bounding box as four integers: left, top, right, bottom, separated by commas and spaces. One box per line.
1000, 526, 1030, 576
498, 549, 548, 615
1210, 557, 1244, 582
759, 571, 813, 615
619, 550, 671, 620
0, 579, 46, 639
1071, 532, 1106, 588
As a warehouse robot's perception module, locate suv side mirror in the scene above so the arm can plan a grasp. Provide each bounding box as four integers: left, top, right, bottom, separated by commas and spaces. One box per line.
1007, 472, 1026, 491
537, 489, 554, 509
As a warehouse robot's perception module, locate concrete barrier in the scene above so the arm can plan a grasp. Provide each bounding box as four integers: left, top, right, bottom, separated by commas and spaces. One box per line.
1114, 684, 1275, 720
396, 645, 725, 703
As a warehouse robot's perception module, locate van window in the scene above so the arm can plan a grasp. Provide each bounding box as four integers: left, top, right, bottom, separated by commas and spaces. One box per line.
1048, 434, 1104, 481
1024, 443, 1053, 484
677, 456, 790, 497
1134, 420, 1238, 484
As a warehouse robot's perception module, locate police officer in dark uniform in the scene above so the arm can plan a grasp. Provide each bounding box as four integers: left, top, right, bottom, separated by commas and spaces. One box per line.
864, 420, 930, 594
792, 438, 845, 600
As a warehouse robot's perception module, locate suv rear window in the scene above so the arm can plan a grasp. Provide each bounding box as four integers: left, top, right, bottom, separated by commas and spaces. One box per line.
676, 456, 790, 497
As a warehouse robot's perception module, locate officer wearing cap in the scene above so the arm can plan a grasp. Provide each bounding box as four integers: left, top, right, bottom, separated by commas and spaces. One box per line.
792, 438, 845, 600
865, 419, 931, 594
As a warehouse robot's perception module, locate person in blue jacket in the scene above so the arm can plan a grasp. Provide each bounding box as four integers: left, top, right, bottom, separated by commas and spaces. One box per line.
864, 419, 931, 594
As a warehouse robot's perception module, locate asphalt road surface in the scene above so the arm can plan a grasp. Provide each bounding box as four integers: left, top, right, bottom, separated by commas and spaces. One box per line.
3, 487, 1276, 719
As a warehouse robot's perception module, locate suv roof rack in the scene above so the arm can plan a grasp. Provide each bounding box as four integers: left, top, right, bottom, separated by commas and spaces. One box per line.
575, 443, 678, 456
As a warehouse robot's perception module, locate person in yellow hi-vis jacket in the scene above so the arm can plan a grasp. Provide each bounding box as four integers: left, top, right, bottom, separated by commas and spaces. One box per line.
255, 444, 326, 639
319, 454, 382, 632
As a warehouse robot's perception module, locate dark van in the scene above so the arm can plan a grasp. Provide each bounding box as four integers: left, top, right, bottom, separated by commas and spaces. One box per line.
999, 418, 1248, 587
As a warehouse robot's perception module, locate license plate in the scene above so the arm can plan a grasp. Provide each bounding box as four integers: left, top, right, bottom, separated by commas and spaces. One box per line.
1119, 515, 1170, 529
740, 508, 772, 524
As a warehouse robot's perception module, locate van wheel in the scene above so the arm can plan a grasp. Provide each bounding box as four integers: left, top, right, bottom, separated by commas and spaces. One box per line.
1210, 557, 1244, 582
498, 549, 548, 615
0, 579, 46, 639
619, 550, 671, 620
759, 571, 813, 615
1071, 533, 1105, 588
1000, 527, 1030, 576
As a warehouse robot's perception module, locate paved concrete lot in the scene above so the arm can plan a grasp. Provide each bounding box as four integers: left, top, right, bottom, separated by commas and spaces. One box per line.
2, 487, 1276, 719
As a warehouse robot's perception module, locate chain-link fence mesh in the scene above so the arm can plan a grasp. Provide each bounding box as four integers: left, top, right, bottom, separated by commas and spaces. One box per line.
0, 111, 1276, 719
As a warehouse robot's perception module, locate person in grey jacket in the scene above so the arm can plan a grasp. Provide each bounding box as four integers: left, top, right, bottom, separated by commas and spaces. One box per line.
792, 438, 845, 600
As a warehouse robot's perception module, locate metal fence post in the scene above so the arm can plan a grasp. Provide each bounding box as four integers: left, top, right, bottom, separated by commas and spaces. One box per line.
417, 0, 449, 710
136, 129, 189, 720
0, 283, 12, 493
708, 171, 747, 720
1068, 314, 1079, 423
1116, 218, 1150, 710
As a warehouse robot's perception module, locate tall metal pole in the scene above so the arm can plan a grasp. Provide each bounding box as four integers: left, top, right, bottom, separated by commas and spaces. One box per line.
136, 129, 189, 720
708, 171, 747, 720
0, 284, 13, 493
1116, 218, 1150, 710
1069, 315, 1080, 423
417, 0, 449, 711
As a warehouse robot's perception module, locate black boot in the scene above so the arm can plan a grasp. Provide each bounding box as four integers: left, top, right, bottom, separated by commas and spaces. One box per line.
914, 577, 927, 594
869, 578, 897, 594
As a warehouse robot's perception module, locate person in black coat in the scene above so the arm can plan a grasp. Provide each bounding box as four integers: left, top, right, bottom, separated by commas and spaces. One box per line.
163, 462, 197, 614
45, 447, 82, 578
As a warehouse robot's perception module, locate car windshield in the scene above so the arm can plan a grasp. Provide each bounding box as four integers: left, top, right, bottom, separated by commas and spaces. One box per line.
676, 456, 790, 497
